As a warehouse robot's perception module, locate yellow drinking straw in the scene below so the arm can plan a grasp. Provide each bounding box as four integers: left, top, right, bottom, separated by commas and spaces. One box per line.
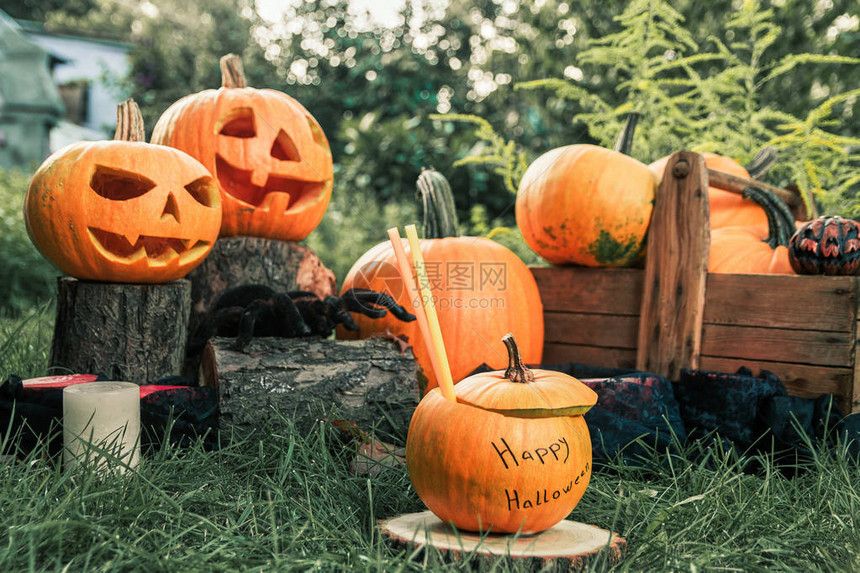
386, 227, 450, 401
404, 224, 456, 402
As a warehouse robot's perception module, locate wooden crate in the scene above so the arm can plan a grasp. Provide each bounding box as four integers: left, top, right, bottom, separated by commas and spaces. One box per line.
530, 151, 860, 414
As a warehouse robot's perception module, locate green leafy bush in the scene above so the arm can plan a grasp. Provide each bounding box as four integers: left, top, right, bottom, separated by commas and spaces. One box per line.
0, 169, 58, 315
441, 0, 860, 218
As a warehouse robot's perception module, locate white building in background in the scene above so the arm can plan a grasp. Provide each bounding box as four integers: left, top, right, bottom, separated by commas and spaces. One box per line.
18, 19, 131, 152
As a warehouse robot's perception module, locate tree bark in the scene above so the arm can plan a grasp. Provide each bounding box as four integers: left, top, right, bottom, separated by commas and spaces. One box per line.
186, 237, 336, 333
202, 336, 419, 440
50, 278, 190, 384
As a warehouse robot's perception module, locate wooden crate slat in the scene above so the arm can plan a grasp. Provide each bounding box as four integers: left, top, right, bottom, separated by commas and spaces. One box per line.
544, 312, 639, 348
698, 356, 852, 404
704, 274, 857, 332
854, 319, 860, 412
543, 343, 637, 369
637, 152, 710, 379
701, 324, 853, 367
531, 267, 643, 314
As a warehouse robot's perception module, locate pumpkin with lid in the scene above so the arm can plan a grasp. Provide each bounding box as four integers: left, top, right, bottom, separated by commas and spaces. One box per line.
406, 334, 597, 534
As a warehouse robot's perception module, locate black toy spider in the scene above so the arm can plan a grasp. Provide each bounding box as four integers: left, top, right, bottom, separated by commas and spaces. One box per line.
190, 284, 416, 352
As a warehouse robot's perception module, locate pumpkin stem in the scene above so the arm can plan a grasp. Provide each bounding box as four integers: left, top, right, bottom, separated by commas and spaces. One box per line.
612, 112, 639, 156
502, 333, 534, 384
743, 186, 795, 248
745, 146, 778, 179
114, 98, 146, 142
220, 53, 248, 88
417, 168, 459, 239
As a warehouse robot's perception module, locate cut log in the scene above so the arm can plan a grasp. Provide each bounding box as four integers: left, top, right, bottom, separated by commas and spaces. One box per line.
380, 511, 626, 571
50, 278, 190, 384
202, 336, 419, 439
184, 237, 336, 375
186, 237, 336, 333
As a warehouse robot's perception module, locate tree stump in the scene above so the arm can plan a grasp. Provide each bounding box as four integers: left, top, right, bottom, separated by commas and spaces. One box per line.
50, 278, 191, 384
201, 336, 419, 439
380, 511, 626, 571
186, 237, 336, 335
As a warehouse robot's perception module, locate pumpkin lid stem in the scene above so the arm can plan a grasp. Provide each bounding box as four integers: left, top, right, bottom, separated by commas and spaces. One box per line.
220, 53, 248, 89
114, 98, 146, 142
612, 112, 639, 156
502, 333, 534, 384
417, 168, 459, 239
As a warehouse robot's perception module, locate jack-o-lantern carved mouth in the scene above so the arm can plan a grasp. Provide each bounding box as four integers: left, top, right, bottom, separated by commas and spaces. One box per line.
88, 227, 211, 266
215, 155, 328, 212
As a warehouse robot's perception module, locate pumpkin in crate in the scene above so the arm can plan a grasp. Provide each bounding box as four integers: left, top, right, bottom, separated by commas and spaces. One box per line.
516, 114, 657, 266
338, 169, 544, 394
151, 54, 333, 241
24, 100, 222, 283
709, 186, 795, 274
407, 334, 597, 534
789, 216, 860, 276
649, 152, 771, 231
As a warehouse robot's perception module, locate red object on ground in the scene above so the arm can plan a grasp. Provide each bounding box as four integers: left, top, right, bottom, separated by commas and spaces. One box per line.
21, 375, 185, 398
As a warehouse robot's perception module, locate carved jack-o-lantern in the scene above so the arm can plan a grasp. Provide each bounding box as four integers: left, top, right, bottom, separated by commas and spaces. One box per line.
24, 100, 222, 283
151, 54, 334, 241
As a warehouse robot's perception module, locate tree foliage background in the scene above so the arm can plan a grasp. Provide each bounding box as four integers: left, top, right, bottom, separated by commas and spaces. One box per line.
0, 0, 857, 295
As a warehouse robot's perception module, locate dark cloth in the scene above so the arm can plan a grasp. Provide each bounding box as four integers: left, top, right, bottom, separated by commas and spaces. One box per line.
0, 375, 218, 459
470, 362, 859, 469
540, 363, 687, 464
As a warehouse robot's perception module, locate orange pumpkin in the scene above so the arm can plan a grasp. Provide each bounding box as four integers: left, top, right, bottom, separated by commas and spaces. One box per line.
649, 152, 770, 230
338, 169, 544, 393
407, 334, 597, 533
516, 117, 656, 266
709, 186, 795, 274
151, 54, 333, 241
24, 100, 222, 283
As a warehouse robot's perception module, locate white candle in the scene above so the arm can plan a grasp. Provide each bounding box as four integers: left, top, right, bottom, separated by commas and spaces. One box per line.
63, 382, 141, 473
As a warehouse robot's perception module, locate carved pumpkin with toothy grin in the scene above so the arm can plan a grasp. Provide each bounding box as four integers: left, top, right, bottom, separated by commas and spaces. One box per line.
24, 100, 222, 283
151, 54, 334, 241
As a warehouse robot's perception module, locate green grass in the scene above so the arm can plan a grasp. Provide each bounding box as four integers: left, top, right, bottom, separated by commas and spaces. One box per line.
0, 302, 54, 381
2, 312, 859, 571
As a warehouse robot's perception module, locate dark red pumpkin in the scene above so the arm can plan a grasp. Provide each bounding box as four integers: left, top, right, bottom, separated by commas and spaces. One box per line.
788, 216, 860, 276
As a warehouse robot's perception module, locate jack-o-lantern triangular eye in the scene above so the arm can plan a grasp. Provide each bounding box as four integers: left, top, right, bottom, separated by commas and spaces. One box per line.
306, 116, 328, 150
185, 176, 218, 207
271, 129, 301, 162
91, 165, 156, 200
218, 107, 256, 138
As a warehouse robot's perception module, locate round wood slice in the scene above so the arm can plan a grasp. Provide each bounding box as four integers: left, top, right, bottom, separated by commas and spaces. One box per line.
380, 510, 625, 571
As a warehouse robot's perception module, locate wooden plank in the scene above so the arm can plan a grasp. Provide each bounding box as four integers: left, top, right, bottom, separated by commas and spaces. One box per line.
531, 267, 643, 314
701, 324, 853, 367
854, 319, 860, 414
544, 312, 638, 348
704, 274, 856, 332
699, 356, 852, 405
706, 167, 802, 208
542, 343, 637, 369
637, 151, 710, 379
